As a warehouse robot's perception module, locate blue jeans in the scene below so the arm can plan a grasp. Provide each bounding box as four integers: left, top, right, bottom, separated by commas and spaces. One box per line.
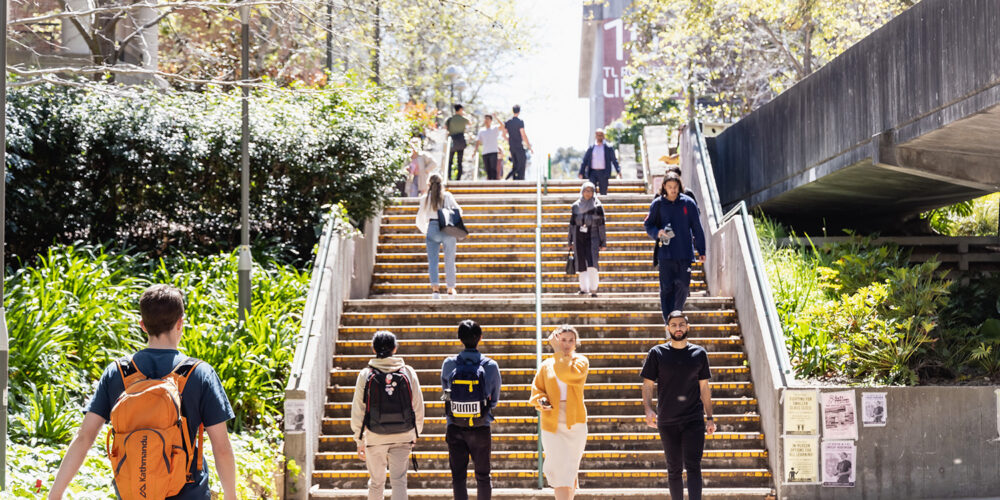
426, 222, 457, 288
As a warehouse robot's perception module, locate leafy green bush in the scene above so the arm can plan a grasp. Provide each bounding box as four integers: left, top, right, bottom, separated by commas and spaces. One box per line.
922, 192, 999, 236
6, 80, 409, 263
5, 243, 309, 442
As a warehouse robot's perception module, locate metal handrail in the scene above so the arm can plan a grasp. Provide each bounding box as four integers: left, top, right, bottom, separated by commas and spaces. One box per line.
691, 122, 791, 386
288, 211, 337, 389
534, 150, 545, 488
638, 134, 652, 194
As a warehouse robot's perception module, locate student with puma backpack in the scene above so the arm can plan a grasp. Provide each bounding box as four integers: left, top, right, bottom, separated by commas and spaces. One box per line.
350, 331, 425, 500
49, 285, 236, 500
440, 320, 502, 500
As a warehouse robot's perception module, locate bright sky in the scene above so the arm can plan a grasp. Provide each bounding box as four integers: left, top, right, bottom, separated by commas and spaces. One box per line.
478, 0, 591, 160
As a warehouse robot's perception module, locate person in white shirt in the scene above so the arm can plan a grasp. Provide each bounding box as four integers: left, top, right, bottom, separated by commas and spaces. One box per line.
416, 173, 462, 298
473, 114, 504, 180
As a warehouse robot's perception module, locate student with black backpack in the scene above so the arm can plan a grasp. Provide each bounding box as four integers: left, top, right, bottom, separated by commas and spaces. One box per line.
351, 331, 425, 500
440, 320, 502, 500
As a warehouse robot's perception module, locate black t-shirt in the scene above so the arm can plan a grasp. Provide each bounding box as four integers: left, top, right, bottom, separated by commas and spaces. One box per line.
640, 343, 711, 425
505, 117, 525, 148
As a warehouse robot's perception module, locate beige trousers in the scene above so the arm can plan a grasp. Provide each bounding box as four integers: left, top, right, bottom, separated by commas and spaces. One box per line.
365, 441, 413, 500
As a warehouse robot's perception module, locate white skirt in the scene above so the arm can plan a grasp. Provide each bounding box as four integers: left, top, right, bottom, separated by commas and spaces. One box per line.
541, 406, 589, 488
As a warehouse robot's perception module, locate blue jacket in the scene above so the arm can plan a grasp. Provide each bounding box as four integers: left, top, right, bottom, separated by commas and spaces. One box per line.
441, 348, 502, 426
644, 194, 706, 262
579, 143, 620, 178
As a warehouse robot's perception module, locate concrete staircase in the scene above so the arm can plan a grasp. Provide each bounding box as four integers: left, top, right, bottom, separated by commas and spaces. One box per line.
311, 180, 773, 499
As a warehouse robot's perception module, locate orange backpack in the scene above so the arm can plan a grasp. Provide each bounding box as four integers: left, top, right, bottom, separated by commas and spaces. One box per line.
106, 356, 204, 500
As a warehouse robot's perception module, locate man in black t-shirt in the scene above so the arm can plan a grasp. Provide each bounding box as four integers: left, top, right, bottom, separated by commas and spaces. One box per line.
640, 310, 715, 500
503, 104, 532, 180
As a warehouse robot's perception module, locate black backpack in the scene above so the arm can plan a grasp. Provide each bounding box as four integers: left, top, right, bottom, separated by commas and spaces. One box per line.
359, 367, 417, 439
445, 357, 491, 427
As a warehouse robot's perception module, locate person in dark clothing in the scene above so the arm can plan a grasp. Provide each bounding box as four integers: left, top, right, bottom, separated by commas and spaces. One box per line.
569, 181, 607, 297
578, 129, 621, 195
446, 104, 471, 181
644, 173, 706, 322
441, 320, 502, 500
641, 310, 716, 500
503, 105, 532, 180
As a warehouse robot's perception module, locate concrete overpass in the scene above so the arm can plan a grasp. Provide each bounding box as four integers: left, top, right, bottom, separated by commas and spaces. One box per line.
708, 0, 1000, 231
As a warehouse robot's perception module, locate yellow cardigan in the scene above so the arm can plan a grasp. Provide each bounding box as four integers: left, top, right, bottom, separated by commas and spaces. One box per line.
529, 352, 590, 433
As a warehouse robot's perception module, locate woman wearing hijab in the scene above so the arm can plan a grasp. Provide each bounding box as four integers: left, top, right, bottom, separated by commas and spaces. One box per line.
568, 181, 607, 297
350, 331, 425, 500
529, 325, 590, 500
416, 173, 462, 298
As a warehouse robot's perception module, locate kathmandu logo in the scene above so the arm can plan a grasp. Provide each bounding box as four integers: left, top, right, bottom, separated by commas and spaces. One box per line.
139, 435, 148, 497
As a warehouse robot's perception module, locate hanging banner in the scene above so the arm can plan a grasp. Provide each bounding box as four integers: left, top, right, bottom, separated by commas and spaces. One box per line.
601, 18, 634, 126
783, 435, 820, 484
784, 390, 819, 435
822, 440, 857, 487
861, 392, 888, 427
821, 390, 858, 440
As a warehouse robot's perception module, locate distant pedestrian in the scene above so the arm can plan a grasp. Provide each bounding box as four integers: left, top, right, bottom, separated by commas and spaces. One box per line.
408, 141, 439, 197
579, 129, 620, 195
416, 173, 462, 298
644, 173, 706, 322
641, 311, 715, 500
474, 114, 504, 180
441, 320, 502, 500
351, 331, 425, 500
530, 325, 589, 500
569, 181, 606, 297
503, 105, 533, 180
446, 104, 471, 181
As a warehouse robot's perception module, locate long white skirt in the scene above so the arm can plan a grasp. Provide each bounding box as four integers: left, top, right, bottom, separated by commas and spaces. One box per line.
541, 406, 589, 488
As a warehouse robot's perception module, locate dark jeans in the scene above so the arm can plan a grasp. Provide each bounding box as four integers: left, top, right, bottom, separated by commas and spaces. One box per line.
483, 153, 499, 180
658, 259, 692, 322
449, 133, 467, 180
658, 419, 706, 500
507, 146, 526, 180
588, 169, 611, 195
445, 424, 492, 500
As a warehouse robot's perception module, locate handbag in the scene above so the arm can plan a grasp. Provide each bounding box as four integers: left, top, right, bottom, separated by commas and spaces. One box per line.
565, 252, 576, 275
437, 207, 469, 240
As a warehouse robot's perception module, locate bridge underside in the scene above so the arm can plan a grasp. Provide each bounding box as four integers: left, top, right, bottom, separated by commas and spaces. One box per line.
757, 102, 1000, 230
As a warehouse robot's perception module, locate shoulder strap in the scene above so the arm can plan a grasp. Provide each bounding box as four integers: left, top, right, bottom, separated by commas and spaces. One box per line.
169, 357, 202, 395
115, 356, 146, 387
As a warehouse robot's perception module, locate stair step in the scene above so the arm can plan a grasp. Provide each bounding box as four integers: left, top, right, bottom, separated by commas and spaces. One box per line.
371, 270, 703, 284
373, 260, 700, 273
377, 240, 658, 253
336, 323, 740, 339
379, 221, 647, 235
325, 398, 759, 419
375, 251, 700, 263
318, 432, 765, 452
310, 487, 774, 499
326, 382, 755, 401
330, 366, 751, 385
379, 232, 654, 243
340, 310, 732, 327
343, 296, 725, 312
334, 337, 746, 355
370, 281, 707, 295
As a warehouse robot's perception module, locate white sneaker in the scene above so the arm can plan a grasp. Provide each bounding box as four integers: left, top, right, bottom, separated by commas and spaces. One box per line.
432, 292, 441, 299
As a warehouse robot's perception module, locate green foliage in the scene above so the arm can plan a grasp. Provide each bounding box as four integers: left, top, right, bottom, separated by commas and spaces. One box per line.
922, 193, 999, 236
4, 429, 282, 498
606, 77, 682, 146
5, 244, 309, 444
5, 80, 408, 263
753, 217, 1000, 385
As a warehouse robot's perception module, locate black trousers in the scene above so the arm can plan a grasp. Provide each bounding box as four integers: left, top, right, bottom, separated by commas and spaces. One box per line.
507, 146, 527, 180
483, 153, 499, 180
449, 133, 467, 180
658, 419, 706, 500
658, 259, 692, 322
588, 169, 611, 195
446, 424, 492, 500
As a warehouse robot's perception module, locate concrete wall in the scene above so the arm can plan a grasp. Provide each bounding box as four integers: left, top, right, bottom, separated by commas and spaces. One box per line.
283, 214, 381, 498
778, 387, 1000, 499
710, 0, 1000, 221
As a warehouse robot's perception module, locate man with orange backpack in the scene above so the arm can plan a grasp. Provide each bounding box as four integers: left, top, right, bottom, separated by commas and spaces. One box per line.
48, 285, 237, 500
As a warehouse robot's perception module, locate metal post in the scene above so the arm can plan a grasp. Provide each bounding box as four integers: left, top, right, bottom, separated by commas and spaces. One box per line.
325, 0, 333, 74
238, 2, 253, 320
535, 149, 544, 489
547, 153, 551, 180
1, 0, 8, 487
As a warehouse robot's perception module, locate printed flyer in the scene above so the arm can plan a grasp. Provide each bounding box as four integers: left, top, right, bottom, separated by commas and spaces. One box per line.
821, 390, 858, 440
822, 440, 856, 487
861, 392, 888, 427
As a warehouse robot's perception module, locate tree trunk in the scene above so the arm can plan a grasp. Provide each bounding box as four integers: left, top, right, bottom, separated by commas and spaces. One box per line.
371, 0, 381, 84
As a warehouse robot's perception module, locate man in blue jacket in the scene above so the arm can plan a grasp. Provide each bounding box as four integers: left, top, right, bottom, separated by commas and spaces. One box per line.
578, 128, 621, 195
441, 320, 502, 500
644, 173, 707, 322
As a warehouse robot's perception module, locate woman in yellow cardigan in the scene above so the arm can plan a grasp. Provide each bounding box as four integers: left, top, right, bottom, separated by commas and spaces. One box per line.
529, 325, 590, 499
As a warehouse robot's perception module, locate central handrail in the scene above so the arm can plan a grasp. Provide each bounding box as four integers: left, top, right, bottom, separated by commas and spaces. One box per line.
534, 150, 545, 488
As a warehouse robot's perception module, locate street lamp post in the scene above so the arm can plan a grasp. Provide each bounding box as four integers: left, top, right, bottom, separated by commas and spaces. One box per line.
238, 2, 253, 320
443, 65, 464, 105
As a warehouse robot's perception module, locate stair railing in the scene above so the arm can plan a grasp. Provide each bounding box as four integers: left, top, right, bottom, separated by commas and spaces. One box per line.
534, 149, 546, 489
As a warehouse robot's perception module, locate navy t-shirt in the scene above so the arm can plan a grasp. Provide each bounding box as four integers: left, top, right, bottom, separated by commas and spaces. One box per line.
640, 343, 712, 426
504, 117, 525, 148
86, 348, 235, 499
